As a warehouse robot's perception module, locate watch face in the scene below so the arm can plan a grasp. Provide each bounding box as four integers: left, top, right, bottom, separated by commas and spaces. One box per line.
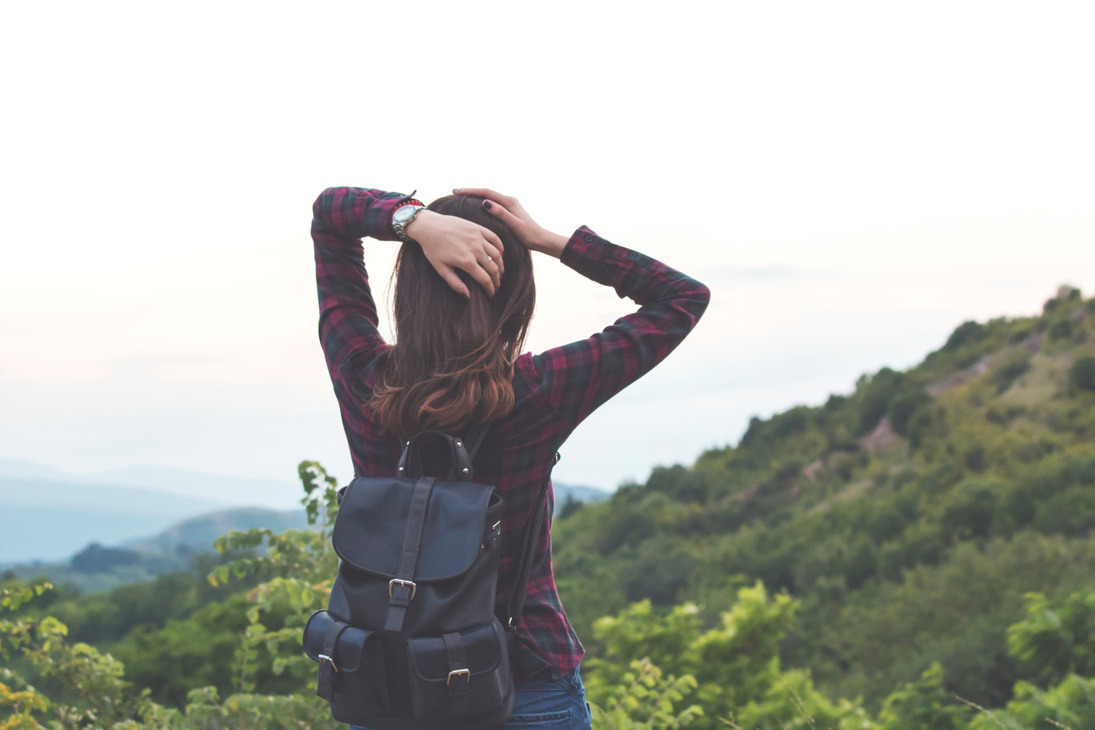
394, 206, 417, 224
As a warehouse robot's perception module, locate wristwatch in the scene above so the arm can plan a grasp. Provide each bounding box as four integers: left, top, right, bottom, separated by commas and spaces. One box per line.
392, 203, 427, 243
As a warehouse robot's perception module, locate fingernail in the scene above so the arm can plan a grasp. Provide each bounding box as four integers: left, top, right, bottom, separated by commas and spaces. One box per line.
483, 200, 492, 210
453, 188, 463, 193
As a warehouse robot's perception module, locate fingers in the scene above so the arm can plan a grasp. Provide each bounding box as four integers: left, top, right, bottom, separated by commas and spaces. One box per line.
453, 187, 510, 204
435, 264, 471, 300
480, 198, 523, 231
480, 232, 504, 277
465, 229, 502, 291
482, 228, 504, 258
462, 257, 497, 297
481, 255, 502, 291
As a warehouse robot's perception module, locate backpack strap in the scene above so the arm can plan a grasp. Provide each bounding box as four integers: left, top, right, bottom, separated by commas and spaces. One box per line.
463, 423, 490, 462
316, 619, 351, 702
505, 452, 561, 634
384, 476, 436, 633
443, 632, 470, 716
397, 424, 490, 482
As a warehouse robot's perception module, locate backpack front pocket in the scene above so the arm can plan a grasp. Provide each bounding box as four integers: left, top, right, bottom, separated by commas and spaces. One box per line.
405, 618, 513, 726
303, 609, 389, 716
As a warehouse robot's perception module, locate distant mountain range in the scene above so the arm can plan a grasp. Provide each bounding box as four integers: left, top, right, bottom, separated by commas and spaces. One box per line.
0, 458, 302, 508
0, 459, 300, 564
0, 478, 229, 564
7, 507, 309, 593
1, 456, 609, 578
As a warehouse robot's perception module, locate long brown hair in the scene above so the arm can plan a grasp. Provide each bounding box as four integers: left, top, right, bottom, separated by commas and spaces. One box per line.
368, 194, 536, 436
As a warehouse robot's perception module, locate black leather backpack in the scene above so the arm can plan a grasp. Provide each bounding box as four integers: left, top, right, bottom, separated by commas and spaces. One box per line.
303, 427, 557, 729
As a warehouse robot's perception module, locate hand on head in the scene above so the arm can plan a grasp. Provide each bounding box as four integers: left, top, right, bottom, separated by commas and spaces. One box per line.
405, 209, 505, 299
454, 188, 568, 259
406, 189, 568, 299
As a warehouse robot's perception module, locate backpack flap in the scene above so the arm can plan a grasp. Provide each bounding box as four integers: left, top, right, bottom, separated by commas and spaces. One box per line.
331, 475, 503, 635
333, 476, 497, 582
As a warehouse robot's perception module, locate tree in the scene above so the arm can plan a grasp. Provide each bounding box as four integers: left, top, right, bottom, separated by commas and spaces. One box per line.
1007, 590, 1095, 685
1070, 357, 1095, 393
583, 584, 872, 730
877, 663, 970, 730
968, 674, 1095, 730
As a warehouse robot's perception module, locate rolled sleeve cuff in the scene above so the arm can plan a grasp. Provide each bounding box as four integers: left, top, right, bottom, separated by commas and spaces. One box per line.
368, 192, 418, 242
560, 226, 602, 268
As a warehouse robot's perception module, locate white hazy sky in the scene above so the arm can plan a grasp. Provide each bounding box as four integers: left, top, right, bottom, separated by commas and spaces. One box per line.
1, 1, 1093, 496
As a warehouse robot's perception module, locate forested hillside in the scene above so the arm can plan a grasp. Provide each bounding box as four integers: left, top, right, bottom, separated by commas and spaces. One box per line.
3, 287, 1095, 728
552, 284, 1095, 722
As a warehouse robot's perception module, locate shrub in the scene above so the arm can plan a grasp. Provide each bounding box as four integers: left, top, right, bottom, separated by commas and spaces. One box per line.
1070, 356, 1095, 392
618, 536, 695, 605
888, 389, 932, 436
856, 368, 903, 435
557, 494, 584, 520
1034, 486, 1095, 537
940, 479, 1001, 543
70, 543, 141, 573
1007, 590, 1095, 684
945, 320, 988, 351
1048, 319, 1077, 341
988, 348, 1031, 392
770, 406, 811, 438
879, 663, 971, 729
738, 416, 763, 447
908, 404, 949, 450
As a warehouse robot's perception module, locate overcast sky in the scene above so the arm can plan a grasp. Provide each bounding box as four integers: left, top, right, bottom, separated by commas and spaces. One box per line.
1, 1, 1093, 497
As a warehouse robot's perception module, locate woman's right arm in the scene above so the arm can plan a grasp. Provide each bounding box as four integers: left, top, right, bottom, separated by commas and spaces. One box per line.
538, 228, 711, 430
465, 188, 711, 432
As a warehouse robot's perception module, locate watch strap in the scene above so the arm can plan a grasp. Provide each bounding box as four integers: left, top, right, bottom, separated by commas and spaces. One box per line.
392, 199, 426, 243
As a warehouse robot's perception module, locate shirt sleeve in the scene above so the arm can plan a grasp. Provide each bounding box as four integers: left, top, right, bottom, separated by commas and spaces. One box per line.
311, 186, 414, 386
531, 227, 711, 432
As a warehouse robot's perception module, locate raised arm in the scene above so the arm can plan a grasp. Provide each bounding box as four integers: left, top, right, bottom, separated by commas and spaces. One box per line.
463, 187, 711, 431
538, 229, 710, 429
312, 186, 510, 383
312, 186, 409, 382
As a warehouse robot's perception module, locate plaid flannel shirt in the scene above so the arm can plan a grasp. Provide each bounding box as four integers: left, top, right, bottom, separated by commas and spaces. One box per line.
311, 186, 710, 680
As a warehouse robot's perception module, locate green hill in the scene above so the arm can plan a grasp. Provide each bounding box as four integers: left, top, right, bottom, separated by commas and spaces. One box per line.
553, 285, 1095, 710
6, 287, 1095, 727
8, 508, 308, 593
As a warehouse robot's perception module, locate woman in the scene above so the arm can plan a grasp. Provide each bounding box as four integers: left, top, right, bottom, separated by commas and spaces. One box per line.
311, 185, 709, 729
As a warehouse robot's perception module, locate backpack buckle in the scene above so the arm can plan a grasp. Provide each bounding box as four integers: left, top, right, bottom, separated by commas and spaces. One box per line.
447, 668, 470, 686
317, 654, 338, 673
389, 579, 417, 600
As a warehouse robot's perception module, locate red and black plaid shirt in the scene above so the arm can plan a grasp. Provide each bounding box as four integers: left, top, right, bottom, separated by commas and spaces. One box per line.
311, 187, 710, 680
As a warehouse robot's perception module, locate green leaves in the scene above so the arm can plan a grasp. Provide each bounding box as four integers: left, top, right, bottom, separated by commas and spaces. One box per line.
878, 663, 971, 730
583, 584, 870, 730
0, 462, 345, 729
1007, 591, 1095, 685
590, 659, 703, 729
0, 581, 52, 613
298, 460, 340, 533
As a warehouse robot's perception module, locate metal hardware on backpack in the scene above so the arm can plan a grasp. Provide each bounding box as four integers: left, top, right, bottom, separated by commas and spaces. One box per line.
303, 427, 558, 729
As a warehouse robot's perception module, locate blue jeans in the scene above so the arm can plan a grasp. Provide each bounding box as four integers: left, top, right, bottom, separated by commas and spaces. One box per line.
350, 666, 592, 729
